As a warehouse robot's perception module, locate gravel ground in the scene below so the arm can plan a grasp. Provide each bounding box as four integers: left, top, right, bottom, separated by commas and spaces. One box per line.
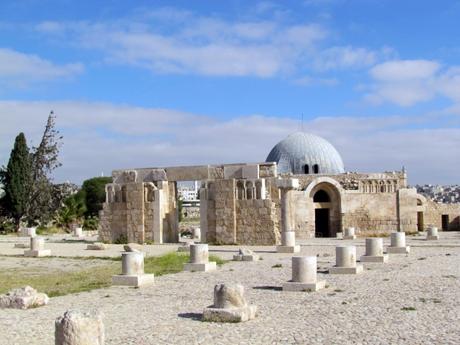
0, 232, 459, 345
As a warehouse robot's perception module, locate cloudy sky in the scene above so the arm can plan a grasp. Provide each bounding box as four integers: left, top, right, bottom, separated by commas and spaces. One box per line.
1, 0, 459, 185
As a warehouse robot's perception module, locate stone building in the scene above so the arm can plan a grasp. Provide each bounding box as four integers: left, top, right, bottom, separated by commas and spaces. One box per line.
99, 132, 460, 244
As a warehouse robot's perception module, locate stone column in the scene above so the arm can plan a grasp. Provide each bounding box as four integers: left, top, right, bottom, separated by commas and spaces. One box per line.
112, 252, 154, 287
360, 238, 388, 263
24, 237, 51, 257
276, 178, 300, 253
283, 256, 326, 291
55, 310, 104, 345
387, 232, 410, 254
184, 244, 216, 272
343, 227, 356, 240
192, 227, 201, 242
427, 227, 439, 240
74, 227, 83, 238
329, 246, 363, 274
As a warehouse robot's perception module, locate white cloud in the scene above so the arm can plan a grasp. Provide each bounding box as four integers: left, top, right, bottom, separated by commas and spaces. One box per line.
0, 100, 458, 185
366, 59, 460, 106
313, 46, 377, 71
0, 48, 83, 88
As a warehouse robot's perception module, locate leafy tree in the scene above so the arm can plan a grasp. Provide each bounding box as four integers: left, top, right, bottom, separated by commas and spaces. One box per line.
0, 133, 33, 228
26, 111, 63, 225
81, 177, 112, 217
56, 193, 87, 231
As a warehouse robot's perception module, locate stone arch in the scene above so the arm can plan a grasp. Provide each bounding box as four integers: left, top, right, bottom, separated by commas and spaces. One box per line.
305, 177, 343, 238
246, 181, 254, 200
255, 180, 263, 199
415, 193, 427, 232
236, 180, 245, 200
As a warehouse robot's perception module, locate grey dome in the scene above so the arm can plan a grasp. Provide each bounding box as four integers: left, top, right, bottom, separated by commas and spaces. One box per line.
266, 132, 345, 175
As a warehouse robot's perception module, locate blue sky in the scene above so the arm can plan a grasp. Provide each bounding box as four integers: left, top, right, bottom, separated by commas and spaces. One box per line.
0, 0, 459, 184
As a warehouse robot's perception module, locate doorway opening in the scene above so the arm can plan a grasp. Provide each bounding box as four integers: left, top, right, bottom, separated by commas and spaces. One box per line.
417, 212, 424, 232
442, 214, 449, 231
315, 208, 330, 237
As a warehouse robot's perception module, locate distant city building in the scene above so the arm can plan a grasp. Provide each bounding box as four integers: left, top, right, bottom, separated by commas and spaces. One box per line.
416, 184, 460, 204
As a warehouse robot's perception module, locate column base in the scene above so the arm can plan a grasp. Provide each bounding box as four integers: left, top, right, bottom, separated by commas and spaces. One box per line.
183, 262, 217, 272
343, 235, 356, 240
427, 236, 439, 240
276, 245, 300, 253
202, 305, 257, 322
24, 250, 51, 257
387, 246, 410, 254
283, 280, 326, 292
329, 264, 363, 274
360, 254, 389, 263
111, 274, 155, 287
233, 254, 259, 262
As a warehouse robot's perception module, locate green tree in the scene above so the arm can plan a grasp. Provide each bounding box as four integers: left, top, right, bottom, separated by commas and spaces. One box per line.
56, 193, 87, 231
1, 133, 33, 228
81, 177, 112, 217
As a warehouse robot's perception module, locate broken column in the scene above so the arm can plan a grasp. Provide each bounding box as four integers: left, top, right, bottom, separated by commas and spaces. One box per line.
73, 227, 84, 238
202, 283, 257, 322
426, 226, 439, 240
387, 232, 410, 254
21, 227, 36, 237
233, 248, 259, 261
55, 310, 104, 345
329, 245, 363, 274
111, 251, 154, 287
192, 227, 201, 242
276, 178, 300, 253
343, 227, 356, 240
184, 244, 216, 272
24, 237, 51, 257
283, 256, 326, 292
177, 241, 194, 253
360, 238, 388, 263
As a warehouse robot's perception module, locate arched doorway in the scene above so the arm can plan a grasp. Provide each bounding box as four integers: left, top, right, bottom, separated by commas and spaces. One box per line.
307, 179, 342, 238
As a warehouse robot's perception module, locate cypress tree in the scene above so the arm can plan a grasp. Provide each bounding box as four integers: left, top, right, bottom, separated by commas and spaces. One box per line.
3, 133, 32, 228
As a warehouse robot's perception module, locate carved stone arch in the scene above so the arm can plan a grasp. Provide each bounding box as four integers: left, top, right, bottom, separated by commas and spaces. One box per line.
246, 180, 254, 200
236, 180, 245, 200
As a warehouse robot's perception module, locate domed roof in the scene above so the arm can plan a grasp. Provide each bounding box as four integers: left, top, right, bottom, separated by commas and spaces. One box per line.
266, 132, 345, 175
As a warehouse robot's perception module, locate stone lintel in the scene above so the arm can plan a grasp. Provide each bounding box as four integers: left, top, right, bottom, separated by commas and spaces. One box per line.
111, 274, 155, 287
183, 262, 217, 272
24, 250, 51, 257
359, 254, 389, 263
282, 280, 326, 292
276, 245, 301, 254
275, 178, 299, 190
329, 265, 363, 275
387, 246, 410, 254
202, 305, 257, 322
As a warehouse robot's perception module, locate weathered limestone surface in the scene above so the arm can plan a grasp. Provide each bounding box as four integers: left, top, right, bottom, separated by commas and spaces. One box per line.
360, 238, 388, 263
427, 227, 439, 240
55, 310, 104, 345
283, 256, 326, 292
112, 252, 154, 287
343, 227, 356, 240
24, 237, 51, 257
329, 246, 363, 274
0, 286, 49, 310
184, 244, 216, 272
387, 232, 410, 254
202, 284, 257, 323
123, 243, 143, 252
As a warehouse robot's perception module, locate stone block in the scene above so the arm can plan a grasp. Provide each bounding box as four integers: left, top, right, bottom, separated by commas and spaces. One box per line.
427, 235, 439, 241
233, 254, 259, 261
343, 235, 356, 240
387, 246, 410, 254
14, 243, 29, 249
86, 243, 108, 250
275, 178, 299, 190
202, 305, 257, 322
24, 249, 51, 257
282, 280, 326, 292
329, 265, 363, 274
111, 274, 154, 287
359, 254, 389, 263
0, 286, 49, 310
183, 262, 217, 272
276, 245, 300, 253
55, 310, 104, 345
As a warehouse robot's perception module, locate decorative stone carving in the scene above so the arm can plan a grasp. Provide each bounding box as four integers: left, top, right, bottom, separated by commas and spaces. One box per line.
123, 170, 137, 183
55, 310, 104, 345
144, 182, 157, 202
202, 284, 257, 322
106, 185, 115, 203
0, 286, 49, 310
340, 178, 359, 190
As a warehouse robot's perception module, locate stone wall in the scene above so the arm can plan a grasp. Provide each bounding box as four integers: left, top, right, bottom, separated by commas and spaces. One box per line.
424, 200, 460, 231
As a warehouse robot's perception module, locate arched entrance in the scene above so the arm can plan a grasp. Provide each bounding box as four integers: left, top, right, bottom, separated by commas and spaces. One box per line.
306, 178, 342, 238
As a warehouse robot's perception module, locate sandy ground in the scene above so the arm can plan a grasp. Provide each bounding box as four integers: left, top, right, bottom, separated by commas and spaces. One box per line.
0, 232, 459, 345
